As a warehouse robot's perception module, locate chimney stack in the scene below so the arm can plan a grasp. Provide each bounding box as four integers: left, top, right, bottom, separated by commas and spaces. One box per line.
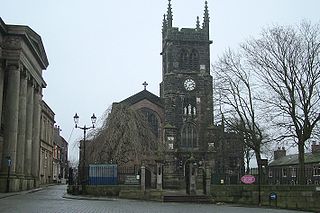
274, 147, 286, 160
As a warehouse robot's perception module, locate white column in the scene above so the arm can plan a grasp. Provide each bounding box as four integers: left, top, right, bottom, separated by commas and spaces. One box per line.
16, 69, 28, 176
24, 80, 34, 178
1, 62, 20, 175
31, 86, 41, 186
0, 61, 5, 131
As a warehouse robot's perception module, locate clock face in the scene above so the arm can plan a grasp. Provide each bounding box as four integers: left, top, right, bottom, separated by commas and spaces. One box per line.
184, 79, 196, 91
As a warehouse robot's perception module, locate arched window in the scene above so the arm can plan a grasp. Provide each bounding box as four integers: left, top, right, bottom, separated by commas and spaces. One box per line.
181, 123, 198, 148
140, 108, 159, 138
189, 49, 199, 70
179, 49, 189, 70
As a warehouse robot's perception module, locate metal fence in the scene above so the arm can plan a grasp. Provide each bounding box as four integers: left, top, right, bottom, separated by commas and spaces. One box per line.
117, 165, 140, 185
78, 165, 140, 185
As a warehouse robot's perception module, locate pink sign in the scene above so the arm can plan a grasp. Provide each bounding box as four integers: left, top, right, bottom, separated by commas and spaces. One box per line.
241, 175, 256, 184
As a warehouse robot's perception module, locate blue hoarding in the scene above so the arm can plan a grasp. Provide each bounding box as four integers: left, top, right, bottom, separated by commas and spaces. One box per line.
88, 164, 118, 185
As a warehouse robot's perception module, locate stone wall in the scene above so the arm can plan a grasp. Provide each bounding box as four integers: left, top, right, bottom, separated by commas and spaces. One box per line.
211, 185, 320, 212
68, 185, 163, 201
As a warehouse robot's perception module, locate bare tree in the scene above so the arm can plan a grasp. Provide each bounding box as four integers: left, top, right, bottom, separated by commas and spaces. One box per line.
242, 22, 320, 184
86, 104, 162, 167
214, 49, 269, 173
244, 146, 254, 174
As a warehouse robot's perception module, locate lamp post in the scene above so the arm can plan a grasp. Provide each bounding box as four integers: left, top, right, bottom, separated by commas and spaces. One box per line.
73, 113, 97, 186
6, 156, 11, 193
258, 158, 268, 206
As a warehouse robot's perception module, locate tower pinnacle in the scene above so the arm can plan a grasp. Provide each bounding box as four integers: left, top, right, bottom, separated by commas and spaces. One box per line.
162, 14, 167, 33
196, 16, 200, 30
203, 0, 209, 29
167, 0, 173, 28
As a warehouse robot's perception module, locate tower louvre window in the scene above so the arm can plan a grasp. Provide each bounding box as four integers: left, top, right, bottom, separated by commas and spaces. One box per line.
189, 49, 199, 70
179, 49, 189, 70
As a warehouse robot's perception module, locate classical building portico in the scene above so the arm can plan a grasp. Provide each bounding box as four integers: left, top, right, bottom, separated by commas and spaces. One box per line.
0, 18, 49, 192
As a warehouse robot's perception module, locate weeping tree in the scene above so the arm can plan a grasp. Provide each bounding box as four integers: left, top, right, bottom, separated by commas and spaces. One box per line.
243, 22, 320, 184
85, 104, 162, 166
214, 49, 269, 175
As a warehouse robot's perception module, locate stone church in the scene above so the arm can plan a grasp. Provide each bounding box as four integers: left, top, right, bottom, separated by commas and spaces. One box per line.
115, 1, 244, 188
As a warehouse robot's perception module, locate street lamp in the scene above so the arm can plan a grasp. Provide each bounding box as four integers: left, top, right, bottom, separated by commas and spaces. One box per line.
6, 156, 11, 193
73, 113, 97, 186
258, 158, 268, 206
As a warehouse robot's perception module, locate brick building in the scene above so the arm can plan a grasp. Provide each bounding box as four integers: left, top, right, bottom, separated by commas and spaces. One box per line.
52, 126, 68, 183
268, 143, 320, 185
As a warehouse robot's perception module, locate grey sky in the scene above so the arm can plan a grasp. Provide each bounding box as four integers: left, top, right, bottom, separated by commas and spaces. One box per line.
1, 0, 319, 161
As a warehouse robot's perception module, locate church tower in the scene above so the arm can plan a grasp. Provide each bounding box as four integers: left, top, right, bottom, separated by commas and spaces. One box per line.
160, 1, 214, 161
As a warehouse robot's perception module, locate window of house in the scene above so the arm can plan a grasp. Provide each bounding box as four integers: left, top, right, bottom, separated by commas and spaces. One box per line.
282, 168, 287, 177
291, 167, 297, 177
268, 170, 273, 177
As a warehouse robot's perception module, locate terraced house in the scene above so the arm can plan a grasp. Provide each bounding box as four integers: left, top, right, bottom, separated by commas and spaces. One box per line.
268, 143, 320, 185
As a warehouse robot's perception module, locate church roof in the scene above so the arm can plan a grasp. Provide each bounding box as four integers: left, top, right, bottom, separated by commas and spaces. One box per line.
119, 89, 163, 108
269, 152, 320, 167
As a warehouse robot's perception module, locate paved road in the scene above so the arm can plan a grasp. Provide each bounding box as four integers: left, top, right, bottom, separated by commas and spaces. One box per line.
0, 185, 311, 213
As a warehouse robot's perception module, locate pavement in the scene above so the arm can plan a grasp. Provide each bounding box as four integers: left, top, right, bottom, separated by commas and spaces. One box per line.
0, 187, 43, 199
62, 192, 118, 201
0, 185, 311, 213
0, 184, 117, 201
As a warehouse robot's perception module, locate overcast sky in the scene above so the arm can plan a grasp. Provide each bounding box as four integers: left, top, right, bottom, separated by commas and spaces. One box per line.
1, 0, 319, 162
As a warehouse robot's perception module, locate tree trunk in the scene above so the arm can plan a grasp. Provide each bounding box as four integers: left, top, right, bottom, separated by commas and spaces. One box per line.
245, 150, 250, 174
298, 142, 306, 185
254, 150, 263, 182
